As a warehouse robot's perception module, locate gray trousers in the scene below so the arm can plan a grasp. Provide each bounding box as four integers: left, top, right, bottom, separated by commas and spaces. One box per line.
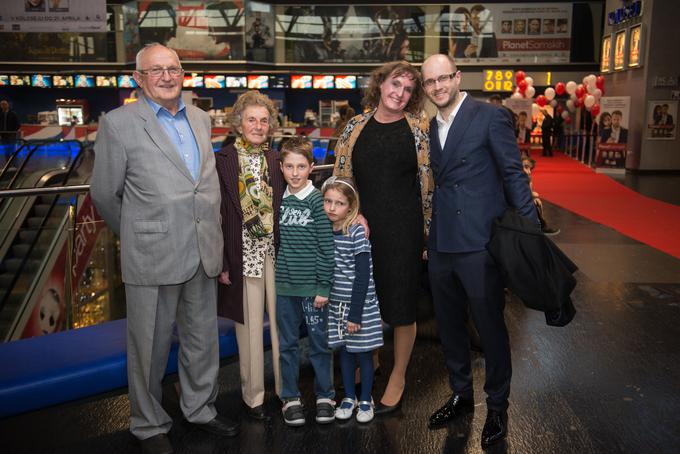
125, 264, 219, 440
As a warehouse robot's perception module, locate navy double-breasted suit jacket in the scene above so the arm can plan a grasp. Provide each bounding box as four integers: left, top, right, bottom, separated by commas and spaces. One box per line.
428, 95, 537, 253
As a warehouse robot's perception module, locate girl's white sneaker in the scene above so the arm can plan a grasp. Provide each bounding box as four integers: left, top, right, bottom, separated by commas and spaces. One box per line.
356, 399, 374, 423
335, 397, 357, 420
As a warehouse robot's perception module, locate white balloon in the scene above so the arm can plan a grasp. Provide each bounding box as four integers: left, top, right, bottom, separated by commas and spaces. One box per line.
593, 88, 602, 99
544, 87, 556, 101
586, 74, 597, 86
582, 76, 589, 86
525, 76, 534, 86
525, 86, 536, 98
584, 94, 596, 108
511, 91, 523, 99
566, 81, 577, 95
532, 103, 540, 116
570, 93, 577, 101
561, 111, 570, 120
587, 84, 596, 94
566, 99, 575, 111
550, 99, 558, 107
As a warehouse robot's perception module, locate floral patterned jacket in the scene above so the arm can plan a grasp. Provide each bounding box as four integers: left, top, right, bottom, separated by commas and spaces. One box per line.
333, 109, 434, 235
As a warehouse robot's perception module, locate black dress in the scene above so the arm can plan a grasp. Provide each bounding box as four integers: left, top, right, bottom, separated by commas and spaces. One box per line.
352, 116, 423, 326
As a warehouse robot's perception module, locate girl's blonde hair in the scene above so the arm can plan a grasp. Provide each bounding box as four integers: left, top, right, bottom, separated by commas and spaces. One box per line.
322, 176, 360, 235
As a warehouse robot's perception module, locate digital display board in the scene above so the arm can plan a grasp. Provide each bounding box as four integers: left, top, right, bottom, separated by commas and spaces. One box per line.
117, 75, 138, 88
183, 74, 204, 88
226, 76, 247, 88
269, 75, 288, 88
204, 75, 226, 89
75, 75, 95, 88
96, 76, 117, 87
248, 75, 269, 89
0, 75, 8, 86
313, 75, 334, 89
31, 75, 52, 88
291, 75, 312, 89
482, 70, 514, 92
53, 75, 74, 88
334, 75, 357, 89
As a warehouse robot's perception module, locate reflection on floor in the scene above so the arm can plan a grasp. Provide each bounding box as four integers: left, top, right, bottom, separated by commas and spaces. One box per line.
1, 201, 680, 454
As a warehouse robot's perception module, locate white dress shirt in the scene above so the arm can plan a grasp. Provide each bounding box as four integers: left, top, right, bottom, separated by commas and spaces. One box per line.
436, 92, 468, 149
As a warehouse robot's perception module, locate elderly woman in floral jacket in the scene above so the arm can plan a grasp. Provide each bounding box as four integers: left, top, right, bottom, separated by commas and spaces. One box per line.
333, 60, 433, 414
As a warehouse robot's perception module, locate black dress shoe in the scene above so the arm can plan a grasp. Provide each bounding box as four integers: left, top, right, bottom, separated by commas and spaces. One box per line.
190, 414, 240, 437
140, 433, 173, 454
245, 404, 271, 422
374, 398, 402, 415
481, 410, 507, 447
428, 394, 474, 428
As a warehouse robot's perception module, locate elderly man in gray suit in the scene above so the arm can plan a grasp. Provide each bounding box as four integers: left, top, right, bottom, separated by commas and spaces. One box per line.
91, 43, 238, 454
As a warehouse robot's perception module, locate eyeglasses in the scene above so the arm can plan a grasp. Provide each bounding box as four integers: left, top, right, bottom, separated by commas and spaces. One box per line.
137, 66, 184, 77
423, 72, 458, 89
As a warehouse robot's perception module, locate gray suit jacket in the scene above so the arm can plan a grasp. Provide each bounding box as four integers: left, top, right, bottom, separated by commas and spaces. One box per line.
91, 94, 223, 285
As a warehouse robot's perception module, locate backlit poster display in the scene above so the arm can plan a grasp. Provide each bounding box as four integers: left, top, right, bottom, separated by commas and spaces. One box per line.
628, 24, 642, 68
614, 30, 626, 70
600, 35, 612, 73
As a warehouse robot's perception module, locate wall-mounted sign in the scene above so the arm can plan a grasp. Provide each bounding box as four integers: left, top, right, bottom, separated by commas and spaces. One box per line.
482, 69, 514, 92
601, 35, 612, 73
0, 0, 106, 33
607, 1, 642, 26
614, 30, 626, 71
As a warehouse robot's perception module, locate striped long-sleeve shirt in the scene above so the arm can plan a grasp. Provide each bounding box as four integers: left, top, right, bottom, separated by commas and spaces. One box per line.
275, 182, 335, 297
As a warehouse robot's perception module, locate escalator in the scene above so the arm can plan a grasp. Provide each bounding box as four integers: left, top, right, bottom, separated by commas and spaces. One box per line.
0, 141, 90, 341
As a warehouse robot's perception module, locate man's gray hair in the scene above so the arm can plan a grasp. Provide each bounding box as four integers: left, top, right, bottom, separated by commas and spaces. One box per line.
135, 43, 181, 71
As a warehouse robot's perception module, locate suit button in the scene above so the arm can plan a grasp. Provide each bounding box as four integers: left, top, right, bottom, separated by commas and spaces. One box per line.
454, 183, 459, 188
461, 158, 466, 163
436, 184, 440, 189
194, 188, 198, 194
196, 218, 201, 223
456, 210, 462, 215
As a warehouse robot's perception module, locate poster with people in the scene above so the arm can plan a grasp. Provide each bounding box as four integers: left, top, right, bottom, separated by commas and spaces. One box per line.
277, 5, 424, 63
628, 24, 642, 68
505, 98, 534, 153
595, 96, 631, 169
442, 2, 572, 64
0, 0, 106, 32
601, 35, 612, 73
647, 101, 677, 140
138, 0, 244, 60
614, 30, 626, 70
245, 1, 274, 62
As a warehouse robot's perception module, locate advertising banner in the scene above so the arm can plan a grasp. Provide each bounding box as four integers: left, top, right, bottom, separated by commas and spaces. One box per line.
505, 98, 534, 152
595, 96, 631, 169
0, 0, 106, 33
441, 2, 572, 65
647, 101, 677, 140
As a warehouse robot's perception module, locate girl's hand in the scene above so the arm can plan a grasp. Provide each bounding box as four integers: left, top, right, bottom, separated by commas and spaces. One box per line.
314, 295, 329, 308
218, 271, 231, 285
347, 321, 361, 333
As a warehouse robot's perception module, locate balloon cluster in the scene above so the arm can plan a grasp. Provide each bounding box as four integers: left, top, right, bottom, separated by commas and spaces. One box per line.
511, 70, 607, 125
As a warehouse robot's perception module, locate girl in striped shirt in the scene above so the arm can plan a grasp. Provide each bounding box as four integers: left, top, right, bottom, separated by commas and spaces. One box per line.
322, 176, 384, 423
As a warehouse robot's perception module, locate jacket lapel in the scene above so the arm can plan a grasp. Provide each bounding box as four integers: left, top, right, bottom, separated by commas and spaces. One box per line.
136, 95, 194, 183
185, 104, 206, 184
437, 96, 477, 179
222, 146, 242, 216
429, 116, 442, 175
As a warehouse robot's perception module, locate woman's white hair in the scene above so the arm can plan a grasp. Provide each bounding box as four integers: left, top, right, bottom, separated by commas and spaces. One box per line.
135, 43, 181, 70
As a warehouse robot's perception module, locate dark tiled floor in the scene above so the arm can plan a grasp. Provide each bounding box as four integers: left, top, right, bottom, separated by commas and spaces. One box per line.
2, 200, 680, 454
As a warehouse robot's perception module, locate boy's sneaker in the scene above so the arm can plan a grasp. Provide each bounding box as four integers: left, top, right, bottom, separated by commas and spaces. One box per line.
315, 398, 336, 424
282, 399, 305, 427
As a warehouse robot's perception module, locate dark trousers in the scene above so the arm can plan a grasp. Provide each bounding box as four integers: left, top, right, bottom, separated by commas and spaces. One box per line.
428, 249, 511, 412
542, 134, 553, 156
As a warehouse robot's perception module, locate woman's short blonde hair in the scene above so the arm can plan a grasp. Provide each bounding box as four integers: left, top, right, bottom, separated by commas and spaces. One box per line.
362, 61, 424, 115
229, 90, 279, 133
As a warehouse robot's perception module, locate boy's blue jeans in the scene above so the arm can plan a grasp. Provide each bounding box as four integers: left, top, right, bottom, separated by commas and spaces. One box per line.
276, 295, 334, 401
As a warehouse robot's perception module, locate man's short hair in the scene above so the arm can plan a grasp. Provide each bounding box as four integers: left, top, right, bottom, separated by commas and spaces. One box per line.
280, 135, 314, 164
135, 43, 181, 71
612, 110, 623, 117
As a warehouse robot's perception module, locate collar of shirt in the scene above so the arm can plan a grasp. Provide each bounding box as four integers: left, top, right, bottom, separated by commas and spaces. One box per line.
283, 180, 314, 200
146, 97, 186, 118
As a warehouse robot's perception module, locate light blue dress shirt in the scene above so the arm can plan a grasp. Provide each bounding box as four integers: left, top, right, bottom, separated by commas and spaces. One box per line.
146, 97, 201, 181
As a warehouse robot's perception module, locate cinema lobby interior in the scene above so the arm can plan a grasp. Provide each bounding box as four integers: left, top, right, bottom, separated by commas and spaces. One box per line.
0, 1, 679, 453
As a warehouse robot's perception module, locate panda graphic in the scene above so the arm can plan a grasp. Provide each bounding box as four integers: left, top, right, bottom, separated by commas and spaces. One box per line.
39, 288, 62, 335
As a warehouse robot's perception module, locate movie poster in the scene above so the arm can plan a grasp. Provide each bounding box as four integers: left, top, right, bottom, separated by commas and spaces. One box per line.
614, 30, 626, 70
0, 0, 106, 33
628, 24, 642, 68
245, 1, 274, 62
505, 98, 534, 150
595, 96, 631, 169
442, 2, 572, 65
138, 0, 244, 61
276, 5, 425, 63
647, 101, 677, 140
601, 35, 612, 73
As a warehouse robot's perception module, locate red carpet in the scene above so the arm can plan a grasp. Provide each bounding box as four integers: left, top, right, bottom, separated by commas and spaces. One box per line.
531, 152, 680, 259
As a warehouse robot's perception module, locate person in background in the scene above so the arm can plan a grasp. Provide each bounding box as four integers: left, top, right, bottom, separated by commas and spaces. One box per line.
522, 156, 560, 236
214, 90, 284, 422
91, 43, 238, 454
540, 109, 554, 157
0, 100, 20, 144
323, 176, 383, 424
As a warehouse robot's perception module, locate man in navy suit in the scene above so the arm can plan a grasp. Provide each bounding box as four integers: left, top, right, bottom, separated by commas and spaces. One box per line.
421, 54, 538, 447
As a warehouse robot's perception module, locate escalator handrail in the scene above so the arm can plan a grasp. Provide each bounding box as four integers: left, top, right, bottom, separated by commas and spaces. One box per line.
0, 144, 86, 316
0, 141, 29, 184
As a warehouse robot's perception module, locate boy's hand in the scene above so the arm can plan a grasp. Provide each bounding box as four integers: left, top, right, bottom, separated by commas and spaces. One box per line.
347, 321, 361, 334
314, 295, 328, 308
353, 213, 370, 238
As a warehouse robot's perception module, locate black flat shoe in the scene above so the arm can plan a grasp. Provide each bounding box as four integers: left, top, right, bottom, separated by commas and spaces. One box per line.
428, 394, 474, 428
190, 414, 240, 437
245, 404, 271, 422
140, 433, 173, 454
481, 409, 507, 447
374, 398, 402, 415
